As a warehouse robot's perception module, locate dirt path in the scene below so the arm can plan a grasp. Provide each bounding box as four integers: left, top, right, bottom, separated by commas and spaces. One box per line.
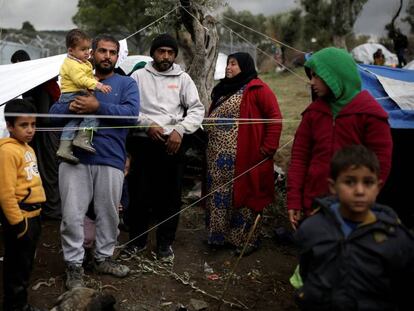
0, 206, 299, 310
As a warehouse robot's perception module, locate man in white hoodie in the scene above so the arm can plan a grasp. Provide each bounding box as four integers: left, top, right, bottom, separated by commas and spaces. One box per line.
126, 33, 205, 262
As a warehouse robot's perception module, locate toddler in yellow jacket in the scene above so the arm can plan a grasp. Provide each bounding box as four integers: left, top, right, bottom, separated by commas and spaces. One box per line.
0, 99, 46, 311
56, 29, 111, 164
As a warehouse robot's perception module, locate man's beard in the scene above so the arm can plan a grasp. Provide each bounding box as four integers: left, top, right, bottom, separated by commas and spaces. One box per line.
153, 60, 173, 72
95, 61, 115, 74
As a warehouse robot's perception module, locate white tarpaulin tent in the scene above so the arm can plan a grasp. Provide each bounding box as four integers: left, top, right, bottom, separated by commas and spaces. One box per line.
0, 54, 66, 138
119, 55, 153, 75
351, 43, 398, 66
0, 53, 66, 105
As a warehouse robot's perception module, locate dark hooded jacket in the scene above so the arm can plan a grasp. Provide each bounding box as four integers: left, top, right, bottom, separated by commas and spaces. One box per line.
295, 196, 414, 311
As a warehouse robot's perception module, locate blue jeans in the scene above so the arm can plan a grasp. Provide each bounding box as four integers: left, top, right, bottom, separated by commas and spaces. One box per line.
59, 92, 99, 141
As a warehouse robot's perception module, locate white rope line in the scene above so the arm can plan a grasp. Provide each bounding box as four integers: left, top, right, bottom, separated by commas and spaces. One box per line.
4, 112, 290, 122
277, 137, 294, 151
116, 156, 271, 249
124, 6, 179, 40
222, 16, 306, 55
217, 20, 309, 84
33, 120, 300, 132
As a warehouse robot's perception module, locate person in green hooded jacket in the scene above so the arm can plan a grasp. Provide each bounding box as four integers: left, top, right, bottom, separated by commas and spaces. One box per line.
286, 47, 393, 230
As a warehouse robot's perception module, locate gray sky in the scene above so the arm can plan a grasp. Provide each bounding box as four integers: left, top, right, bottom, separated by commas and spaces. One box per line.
0, 0, 409, 36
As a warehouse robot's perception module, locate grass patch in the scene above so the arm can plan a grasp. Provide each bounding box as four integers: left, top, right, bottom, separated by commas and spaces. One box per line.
260, 69, 310, 172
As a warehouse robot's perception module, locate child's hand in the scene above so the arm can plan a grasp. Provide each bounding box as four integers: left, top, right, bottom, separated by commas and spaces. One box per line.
288, 209, 302, 230
98, 84, 112, 94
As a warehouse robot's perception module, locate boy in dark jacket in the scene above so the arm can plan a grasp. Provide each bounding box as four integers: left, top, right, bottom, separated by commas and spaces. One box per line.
295, 145, 414, 311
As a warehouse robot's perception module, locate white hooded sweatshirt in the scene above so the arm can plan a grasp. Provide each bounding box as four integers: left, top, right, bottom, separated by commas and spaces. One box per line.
131, 61, 205, 137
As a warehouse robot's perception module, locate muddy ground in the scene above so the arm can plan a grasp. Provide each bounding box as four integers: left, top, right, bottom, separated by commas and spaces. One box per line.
0, 151, 299, 311
0, 201, 299, 311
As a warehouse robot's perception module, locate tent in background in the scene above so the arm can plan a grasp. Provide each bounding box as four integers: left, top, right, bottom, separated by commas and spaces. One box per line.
352, 43, 398, 66
0, 54, 66, 106
359, 64, 414, 227
359, 64, 414, 128
118, 55, 153, 75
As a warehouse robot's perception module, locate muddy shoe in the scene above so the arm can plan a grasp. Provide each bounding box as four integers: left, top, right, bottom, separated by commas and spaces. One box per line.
73, 130, 96, 153
94, 258, 130, 277
120, 245, 146, 260
157, 245, 174, 263
65, 264, 84, 289
56, 140, 79, 164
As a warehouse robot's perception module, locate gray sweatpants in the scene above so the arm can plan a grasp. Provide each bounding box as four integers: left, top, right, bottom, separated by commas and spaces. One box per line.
59, 163, 123, 265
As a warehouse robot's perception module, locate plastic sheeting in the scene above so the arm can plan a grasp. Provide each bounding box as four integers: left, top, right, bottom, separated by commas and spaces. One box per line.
118, 55, 153, 75
0, 53, 66, 105
359, 64, 414, 129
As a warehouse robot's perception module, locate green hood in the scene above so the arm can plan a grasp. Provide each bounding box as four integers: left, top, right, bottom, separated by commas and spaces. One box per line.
305, 47, 361, 117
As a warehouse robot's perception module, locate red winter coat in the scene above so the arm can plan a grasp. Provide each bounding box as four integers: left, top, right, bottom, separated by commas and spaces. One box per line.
232, 78, 283, 212
287, 90, 392, 214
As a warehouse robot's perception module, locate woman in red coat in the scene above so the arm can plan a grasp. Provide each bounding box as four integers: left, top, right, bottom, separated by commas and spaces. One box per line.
287, 47, 393, 229
205, 52, 282, 255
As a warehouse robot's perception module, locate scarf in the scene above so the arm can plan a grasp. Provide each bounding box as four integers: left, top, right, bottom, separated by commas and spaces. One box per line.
210, 52, 258, 111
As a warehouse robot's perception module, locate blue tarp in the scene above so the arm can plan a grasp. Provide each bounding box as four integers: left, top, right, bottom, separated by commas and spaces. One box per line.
358, 64, 414, 129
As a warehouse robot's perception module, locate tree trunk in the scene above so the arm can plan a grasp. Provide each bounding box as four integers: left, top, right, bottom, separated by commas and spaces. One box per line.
332, 35, 347, 49
178, 1, 219, 113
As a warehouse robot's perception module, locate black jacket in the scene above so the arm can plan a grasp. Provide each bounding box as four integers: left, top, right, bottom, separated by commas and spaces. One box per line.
295, 197, 414, 311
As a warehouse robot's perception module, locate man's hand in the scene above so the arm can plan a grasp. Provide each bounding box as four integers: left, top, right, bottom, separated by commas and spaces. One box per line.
147, 122, 165, 142
288, 209, 302, 231
69, 94, 100, 114
165, 130, 182, 155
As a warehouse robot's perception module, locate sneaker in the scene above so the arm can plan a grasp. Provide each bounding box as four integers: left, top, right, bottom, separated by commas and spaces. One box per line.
65, 264, 84, 289
157, 245, 174, 263
120, 245, 146, 260
94, 258, 130, 277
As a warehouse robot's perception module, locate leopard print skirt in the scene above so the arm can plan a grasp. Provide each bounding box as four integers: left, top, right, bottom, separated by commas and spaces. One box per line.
205, 89, 260, 248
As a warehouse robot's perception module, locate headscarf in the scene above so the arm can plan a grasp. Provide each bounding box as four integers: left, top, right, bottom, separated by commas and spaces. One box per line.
211, 52, 258, 110
305, 47, 361, 118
